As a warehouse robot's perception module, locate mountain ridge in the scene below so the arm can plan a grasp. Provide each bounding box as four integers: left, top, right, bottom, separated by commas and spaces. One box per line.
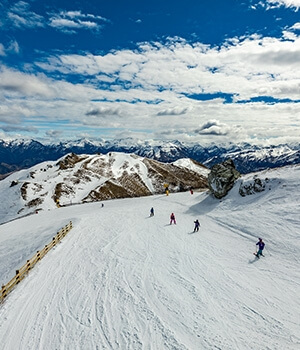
1, 138, 300, 177
0, 151, 208, 224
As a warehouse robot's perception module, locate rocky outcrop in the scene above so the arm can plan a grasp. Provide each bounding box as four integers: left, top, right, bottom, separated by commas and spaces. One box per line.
239, 176, 268, 196
208, 159, 240, 199
57, 153, 87, 170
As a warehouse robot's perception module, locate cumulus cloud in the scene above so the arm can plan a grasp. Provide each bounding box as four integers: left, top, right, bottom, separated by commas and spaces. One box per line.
0, 68, 54, 97
2, 27, 300, 144
195, 120, 230, 136
157, 107, 190, 116
36, 33, 300, 103
85, 106, 121, 116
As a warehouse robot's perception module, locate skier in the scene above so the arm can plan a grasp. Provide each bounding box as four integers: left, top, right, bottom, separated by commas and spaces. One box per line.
193, 219, 200, 232
190, 187, 194, 195
255, 238, 265, 258
170, 213, 176, 225
150, 207, 154, 217
165, 186, 169, 196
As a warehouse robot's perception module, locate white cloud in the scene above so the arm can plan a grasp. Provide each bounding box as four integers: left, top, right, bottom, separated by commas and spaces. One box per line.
266, 0, 300, 10
7, 40, 20, 54
7, 1, 45, 29
0, 40, 20, 56
0, 43, 5, 56
0, 3, 108, 33
195, 120, 231, 136
282, 30, 298, 40
0, 103, 36, 134
61, 10, 108, 22
0, 105, 28, 122
251, 0, 300, 10
50, 18, 81, 29
85, 106, 121, 117
2, 31, 300, 144
0, 67, 54, 97
49, 10, 108, 33
0, 124, 38, 133
290, 22, 300, 30
157, 107, 190, 116
46, 130, 63, 138
36, 34, 300, 102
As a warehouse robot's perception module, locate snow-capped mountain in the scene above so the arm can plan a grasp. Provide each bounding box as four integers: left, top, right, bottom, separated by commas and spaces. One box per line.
0, 138, 300, 177
0, 152, 208, 224
201, 143, 300, 173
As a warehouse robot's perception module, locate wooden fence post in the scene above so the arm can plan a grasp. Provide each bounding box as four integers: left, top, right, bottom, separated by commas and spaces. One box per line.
1, 285, 6, 299
1, 222, 73, 303
16, 270, 20, 284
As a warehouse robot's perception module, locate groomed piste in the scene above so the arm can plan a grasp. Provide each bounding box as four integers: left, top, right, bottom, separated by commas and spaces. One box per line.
0, 165, 299, 350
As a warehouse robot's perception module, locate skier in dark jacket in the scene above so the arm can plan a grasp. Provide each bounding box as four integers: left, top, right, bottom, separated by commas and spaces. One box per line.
255, 238, 265, 258
170, 213, 176, 225
150, 207, 154, 217
193, 219, 200, 232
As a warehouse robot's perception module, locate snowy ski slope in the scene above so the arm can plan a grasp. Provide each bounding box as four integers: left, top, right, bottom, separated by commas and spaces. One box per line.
0, 165, 299, 349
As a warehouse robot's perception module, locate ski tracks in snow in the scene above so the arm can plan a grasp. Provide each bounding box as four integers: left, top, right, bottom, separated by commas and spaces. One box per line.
0, 192, 300, 349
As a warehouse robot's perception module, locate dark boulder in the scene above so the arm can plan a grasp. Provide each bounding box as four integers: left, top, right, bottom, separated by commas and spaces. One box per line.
208, 159, 240, 199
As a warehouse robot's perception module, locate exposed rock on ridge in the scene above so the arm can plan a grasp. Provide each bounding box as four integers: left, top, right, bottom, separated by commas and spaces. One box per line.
239, 176, 268, 196
208, 159, 240, 199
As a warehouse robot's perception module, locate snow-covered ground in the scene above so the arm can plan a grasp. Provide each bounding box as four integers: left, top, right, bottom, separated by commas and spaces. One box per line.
0, 165, 299, 349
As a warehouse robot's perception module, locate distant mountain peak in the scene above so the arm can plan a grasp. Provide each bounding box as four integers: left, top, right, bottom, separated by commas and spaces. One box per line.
0, 138, 299, 178
0, 152, 209, 223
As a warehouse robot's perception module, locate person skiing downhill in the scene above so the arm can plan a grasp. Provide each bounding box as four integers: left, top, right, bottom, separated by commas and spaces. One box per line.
150, 207, 154, 217
193, 219, 200, 232
170, 213, 176, 225
255, 238, 265, 258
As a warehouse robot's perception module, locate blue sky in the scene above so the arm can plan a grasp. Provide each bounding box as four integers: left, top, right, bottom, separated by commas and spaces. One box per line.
0, 0, 300, 145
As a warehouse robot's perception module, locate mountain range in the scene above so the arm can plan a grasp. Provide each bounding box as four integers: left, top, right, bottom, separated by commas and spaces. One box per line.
1, 138, 300, 178
0, 152, 208, 224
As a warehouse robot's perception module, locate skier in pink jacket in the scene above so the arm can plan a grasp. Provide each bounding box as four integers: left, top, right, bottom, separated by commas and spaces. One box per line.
170, 213, 176, 225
